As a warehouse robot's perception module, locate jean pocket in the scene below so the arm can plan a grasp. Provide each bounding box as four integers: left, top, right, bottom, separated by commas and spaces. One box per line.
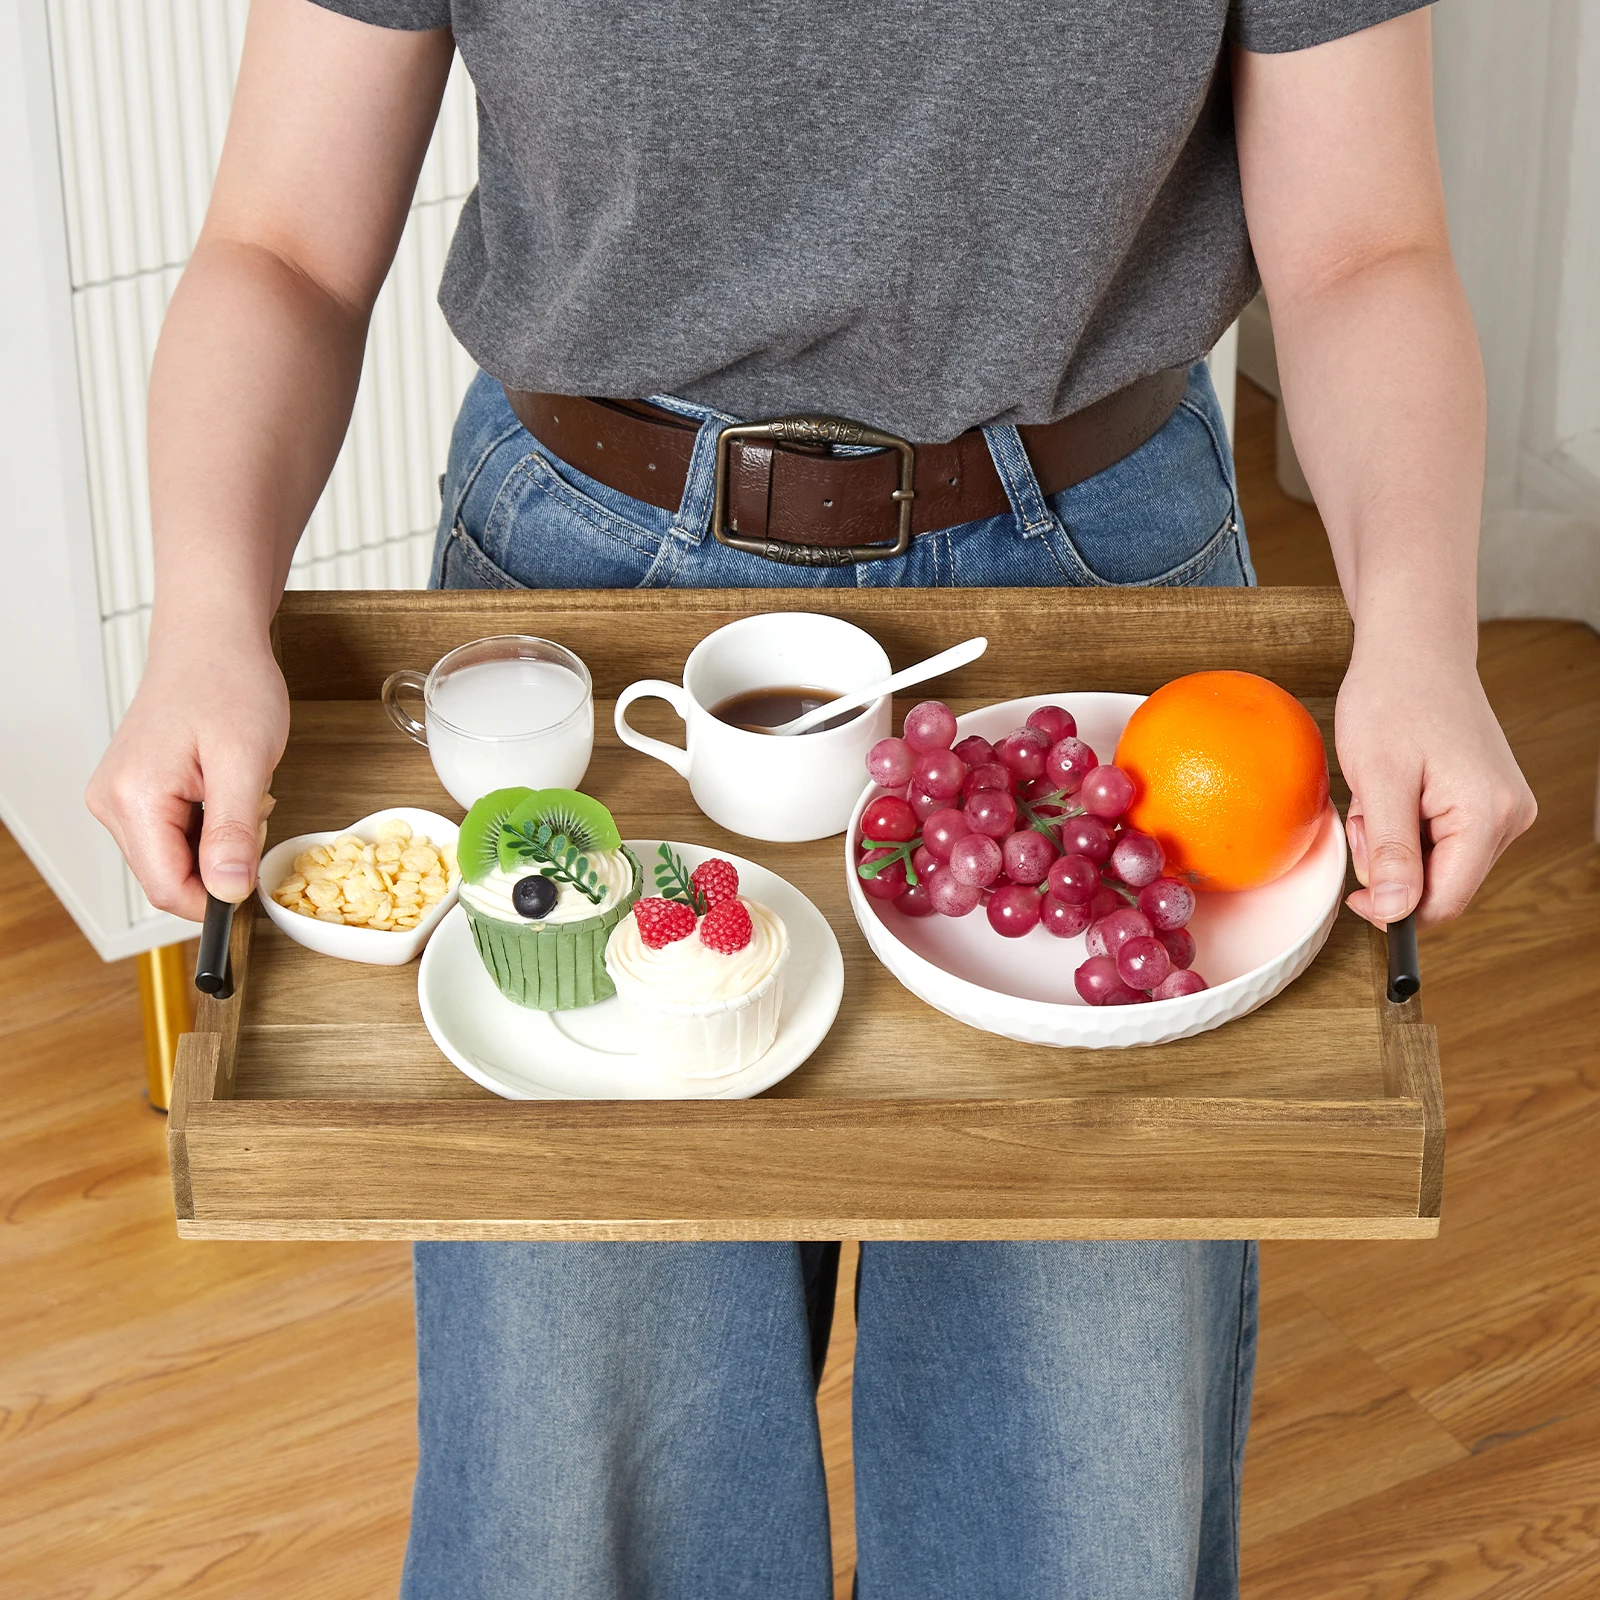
1043, 387, 1244, 588
471, 444, 669, 590
437, 519, 527, 590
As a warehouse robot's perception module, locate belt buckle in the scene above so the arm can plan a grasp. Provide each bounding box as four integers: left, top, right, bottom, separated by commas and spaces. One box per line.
711, 415, 916, 565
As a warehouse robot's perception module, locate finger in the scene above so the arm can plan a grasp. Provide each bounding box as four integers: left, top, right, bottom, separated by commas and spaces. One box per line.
1414, 817, 1503, 928
120, 793, 208, 922
1344, 805, 1368, 883
198, 761, 274, 903
1344, 768, 1425, 927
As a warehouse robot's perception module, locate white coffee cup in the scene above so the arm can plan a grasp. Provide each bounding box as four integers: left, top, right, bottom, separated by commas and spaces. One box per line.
615, 614, 891, 841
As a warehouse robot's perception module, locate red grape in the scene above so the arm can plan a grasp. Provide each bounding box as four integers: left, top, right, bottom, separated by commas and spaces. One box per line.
1109, 830, 1165, 889
965, 787, 1018, 839
896, 879, 937, 918
922, 807, 972, 862
1153, 968, 1208, 999
1087, 885, 1122, 921
911, 845, 939, 879
987, 882, 1043, 937
927, 866, 981, 917
866, 736, 915, 789
1138, 878, 1195, 931
1074, 954, 1137, 1006
1044, 736, 1097, 794
1002, 829, 1057, 885
949, 833, 1003, 888
862, 794, 917, 843
962, 762, 1011, 798
913, 747, 967, 800
1080, 764, 1136, 819
1117, 935, 1172, 991
908, 788, 943, 822
1157, 927, 1196, 970
1085, 906, 1153, 960
1059, 815, 1114, 863
1046, 853, 1101, 905
1040, 894, 1093, 939
859, 849, 908, 901
1026, 705, 1077, 744
1100, 986, 1150, 1005
903, 700, 957, 752
952, 734, 996, 768
995, 729, 1049, 781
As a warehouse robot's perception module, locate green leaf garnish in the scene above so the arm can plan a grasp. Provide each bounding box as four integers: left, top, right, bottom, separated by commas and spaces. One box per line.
500, 819, 606, 904
654, 843, 706, 913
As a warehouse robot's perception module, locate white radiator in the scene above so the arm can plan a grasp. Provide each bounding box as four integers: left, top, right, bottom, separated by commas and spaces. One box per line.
48, 0, 480, 729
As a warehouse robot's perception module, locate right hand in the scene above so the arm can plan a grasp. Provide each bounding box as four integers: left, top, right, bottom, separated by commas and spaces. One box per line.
87, 630, 289, 923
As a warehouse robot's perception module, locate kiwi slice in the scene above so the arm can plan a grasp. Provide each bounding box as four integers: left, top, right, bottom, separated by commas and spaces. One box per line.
458, 787, 534, 883
497, 789, 623, 874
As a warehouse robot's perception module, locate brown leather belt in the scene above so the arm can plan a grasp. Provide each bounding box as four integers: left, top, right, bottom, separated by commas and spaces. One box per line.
502, 368, 1188, 566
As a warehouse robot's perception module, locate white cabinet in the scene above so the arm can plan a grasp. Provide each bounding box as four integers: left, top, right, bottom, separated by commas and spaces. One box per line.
0, 0, 477, 959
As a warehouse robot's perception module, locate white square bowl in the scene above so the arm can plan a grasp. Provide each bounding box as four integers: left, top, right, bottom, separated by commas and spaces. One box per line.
256, 807, 461, 965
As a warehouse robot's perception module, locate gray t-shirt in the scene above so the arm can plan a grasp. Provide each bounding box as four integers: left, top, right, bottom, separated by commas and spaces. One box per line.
315, 0, 1427, 441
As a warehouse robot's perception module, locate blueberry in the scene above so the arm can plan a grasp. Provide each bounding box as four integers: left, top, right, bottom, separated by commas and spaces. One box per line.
512, 874, 558, 919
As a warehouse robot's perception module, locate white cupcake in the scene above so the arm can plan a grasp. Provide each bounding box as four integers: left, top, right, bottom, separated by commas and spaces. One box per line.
604, 852, 789, 1078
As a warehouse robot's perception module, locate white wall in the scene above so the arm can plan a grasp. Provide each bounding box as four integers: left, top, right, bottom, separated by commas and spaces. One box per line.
1434, 0, 1600, 626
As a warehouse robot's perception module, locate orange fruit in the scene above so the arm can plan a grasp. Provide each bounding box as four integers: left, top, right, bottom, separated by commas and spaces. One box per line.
1113, 670, 1329, 892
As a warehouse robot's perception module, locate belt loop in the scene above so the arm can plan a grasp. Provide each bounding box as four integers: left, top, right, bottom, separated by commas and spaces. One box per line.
670, 413, 727, 546
981, 423, 1056, 538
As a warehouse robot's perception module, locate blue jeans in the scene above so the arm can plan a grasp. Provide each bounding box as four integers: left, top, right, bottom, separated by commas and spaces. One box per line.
407, 365, 1259, 1600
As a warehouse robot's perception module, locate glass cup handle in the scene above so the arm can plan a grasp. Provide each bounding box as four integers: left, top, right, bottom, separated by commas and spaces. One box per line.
613, 679, 691, 779
381, 669, 430, 747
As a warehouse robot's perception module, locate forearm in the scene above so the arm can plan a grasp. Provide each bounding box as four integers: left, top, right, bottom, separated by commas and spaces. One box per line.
1268, 245, 1485, 671
146, 236, 369, 655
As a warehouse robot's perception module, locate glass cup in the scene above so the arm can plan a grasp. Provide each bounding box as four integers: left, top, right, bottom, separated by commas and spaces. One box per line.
382, 636, 594, 809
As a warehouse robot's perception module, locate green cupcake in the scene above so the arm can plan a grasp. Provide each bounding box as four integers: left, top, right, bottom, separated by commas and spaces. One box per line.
456, 788, 641, 1010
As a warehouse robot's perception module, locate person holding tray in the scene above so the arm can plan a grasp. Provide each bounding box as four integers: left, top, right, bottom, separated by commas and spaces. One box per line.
88, 2, 1536, 1596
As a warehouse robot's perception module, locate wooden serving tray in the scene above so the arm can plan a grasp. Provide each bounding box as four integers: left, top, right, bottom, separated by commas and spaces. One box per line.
169, 589, 1442, 1242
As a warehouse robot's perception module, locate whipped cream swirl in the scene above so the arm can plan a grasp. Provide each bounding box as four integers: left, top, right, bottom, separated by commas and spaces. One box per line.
606, 897, 788, 1006
460, 846, 634, 925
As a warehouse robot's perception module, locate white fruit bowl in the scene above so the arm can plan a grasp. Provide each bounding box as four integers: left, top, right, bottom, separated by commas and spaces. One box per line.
257, 807, 461, 965
844, 693, 1347, 1049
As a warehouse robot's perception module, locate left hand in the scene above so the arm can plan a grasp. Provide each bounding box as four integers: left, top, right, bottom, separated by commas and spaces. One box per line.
1334, 643, 1536, 929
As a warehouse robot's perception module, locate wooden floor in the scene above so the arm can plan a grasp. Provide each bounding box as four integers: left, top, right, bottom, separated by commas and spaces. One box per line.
2, 378, 1597, 1597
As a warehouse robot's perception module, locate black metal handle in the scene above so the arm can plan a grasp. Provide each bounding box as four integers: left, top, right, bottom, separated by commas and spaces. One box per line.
195, 892, 236, 998
1386, 909, 1420, 1004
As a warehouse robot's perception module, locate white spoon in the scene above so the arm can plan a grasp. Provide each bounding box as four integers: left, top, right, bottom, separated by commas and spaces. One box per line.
767, 636, 989, 736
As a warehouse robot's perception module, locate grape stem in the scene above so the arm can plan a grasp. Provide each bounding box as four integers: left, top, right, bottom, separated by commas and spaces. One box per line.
857, 834, 924, 887
1015, 788, 1086, 844
1100, 875, 1140, 906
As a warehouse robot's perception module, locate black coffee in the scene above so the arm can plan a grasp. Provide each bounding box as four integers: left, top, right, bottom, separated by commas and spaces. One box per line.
710, 686, 864, 735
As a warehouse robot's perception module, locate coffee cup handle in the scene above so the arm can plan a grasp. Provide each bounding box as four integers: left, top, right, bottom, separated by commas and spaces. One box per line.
614, 680, 691, 779
382, 669, 430, 747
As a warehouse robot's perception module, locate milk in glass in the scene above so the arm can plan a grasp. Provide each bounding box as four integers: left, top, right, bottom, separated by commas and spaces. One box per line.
428, 658, 593, 805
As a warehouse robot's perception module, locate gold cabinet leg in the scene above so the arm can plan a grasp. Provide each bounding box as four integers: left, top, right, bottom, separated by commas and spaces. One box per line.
137, 944, 193, 1113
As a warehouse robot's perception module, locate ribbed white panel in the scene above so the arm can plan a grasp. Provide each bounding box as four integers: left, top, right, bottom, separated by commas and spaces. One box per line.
74, 266, 182, 618
55, 8, 481, 702
48, 0, 248, 287
100, 606, 153, 725
48, 1, 477, 290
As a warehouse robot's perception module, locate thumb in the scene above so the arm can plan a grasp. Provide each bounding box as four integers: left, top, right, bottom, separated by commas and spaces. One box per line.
1345, 767, 1425, 928
198, 770, 274, 904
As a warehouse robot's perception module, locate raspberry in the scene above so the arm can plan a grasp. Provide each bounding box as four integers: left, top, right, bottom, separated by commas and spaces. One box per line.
633, 897, 696, 949
691, 857, 740, 910
698, 899, 753, 954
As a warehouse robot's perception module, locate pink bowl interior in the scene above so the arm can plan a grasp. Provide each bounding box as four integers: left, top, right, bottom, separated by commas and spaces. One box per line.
861, 692, 1345, 1006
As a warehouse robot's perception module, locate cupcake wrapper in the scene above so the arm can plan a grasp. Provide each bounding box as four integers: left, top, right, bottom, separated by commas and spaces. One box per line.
464, 846, 641, 1010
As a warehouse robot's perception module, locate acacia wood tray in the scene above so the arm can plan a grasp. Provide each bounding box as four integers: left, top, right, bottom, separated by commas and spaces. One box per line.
168, 588, 1443, 1242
